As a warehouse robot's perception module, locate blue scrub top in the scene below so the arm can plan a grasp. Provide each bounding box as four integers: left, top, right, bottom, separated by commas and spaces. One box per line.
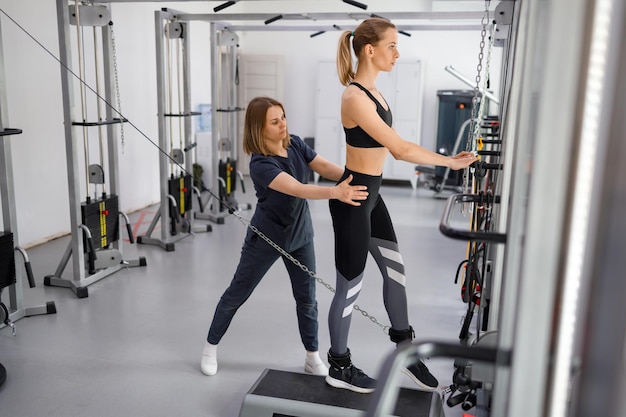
249, 135, 317, 252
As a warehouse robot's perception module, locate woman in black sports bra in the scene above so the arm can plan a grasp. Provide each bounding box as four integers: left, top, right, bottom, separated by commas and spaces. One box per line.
324, 17, 477, 394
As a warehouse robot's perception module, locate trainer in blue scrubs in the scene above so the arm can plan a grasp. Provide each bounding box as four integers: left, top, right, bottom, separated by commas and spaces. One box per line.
200, 96, 368, 377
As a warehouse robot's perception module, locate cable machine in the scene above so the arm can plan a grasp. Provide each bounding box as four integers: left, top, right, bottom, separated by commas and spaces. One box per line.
0, 16, 57, 387
137, 9, 212, 252
434, 1, 513, 412
368, 0, 626, 416
44, 1, 146, 298
147, 10, 250, 230
202, 21, 250, 223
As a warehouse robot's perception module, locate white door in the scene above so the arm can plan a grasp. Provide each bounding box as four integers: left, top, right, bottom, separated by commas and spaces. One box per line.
314, 62, 343, 181
238, 54, 285, 174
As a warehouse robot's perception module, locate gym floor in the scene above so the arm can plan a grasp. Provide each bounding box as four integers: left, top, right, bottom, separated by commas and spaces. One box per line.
0, 178, 472, 417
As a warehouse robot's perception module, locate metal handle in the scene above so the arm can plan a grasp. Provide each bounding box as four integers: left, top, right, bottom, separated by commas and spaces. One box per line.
167, 194, 181, 222
79, 224, 98, 274
193, 186, 205, 213
440, 194, 507, 243
237, 170, 246, 193
119, 212, 135, 244
14, 246, 35, 288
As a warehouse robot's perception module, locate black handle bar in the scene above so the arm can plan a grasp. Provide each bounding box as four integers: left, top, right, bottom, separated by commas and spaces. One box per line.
440, 194, 507, 243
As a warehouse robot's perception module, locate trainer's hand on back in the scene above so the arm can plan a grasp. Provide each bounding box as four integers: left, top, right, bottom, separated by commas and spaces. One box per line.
449, 151, 478, 170
333, 174, 368, 206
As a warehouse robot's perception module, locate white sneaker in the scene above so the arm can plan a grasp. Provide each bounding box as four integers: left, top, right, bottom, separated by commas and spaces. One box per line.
201, 342, 218, 376
304, 351, 328, 376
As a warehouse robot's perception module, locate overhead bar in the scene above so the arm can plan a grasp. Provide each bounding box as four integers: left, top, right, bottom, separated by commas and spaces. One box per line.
221, 24, 483, 32
156, 8, 486, 32
171, 11, 490, 22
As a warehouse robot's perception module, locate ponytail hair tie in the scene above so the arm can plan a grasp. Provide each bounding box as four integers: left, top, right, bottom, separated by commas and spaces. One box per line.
351, 31, 355, 37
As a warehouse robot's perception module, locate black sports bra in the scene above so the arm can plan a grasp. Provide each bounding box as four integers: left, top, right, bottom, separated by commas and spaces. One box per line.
344, 82, 393, 148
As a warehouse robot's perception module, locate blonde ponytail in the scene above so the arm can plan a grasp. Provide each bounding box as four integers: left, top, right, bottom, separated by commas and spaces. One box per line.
336, 31, 355, 86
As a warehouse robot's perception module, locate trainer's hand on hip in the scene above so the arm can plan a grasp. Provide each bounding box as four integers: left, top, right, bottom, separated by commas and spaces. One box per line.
332, 174, 368, 206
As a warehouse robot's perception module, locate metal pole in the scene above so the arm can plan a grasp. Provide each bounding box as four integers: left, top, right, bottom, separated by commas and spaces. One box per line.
154, 9, 170, 242
444, 65, 500, 104
57, 0, 87, 280
209, 22, 221, 220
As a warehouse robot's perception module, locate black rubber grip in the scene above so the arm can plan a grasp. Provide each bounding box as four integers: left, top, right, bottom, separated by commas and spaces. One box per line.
125, 222, 135, 244
24, 261, 35, 288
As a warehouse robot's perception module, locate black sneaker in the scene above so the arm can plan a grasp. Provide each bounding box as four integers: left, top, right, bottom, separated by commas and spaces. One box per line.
403, 360, 439, 391
326, 363, 377, 394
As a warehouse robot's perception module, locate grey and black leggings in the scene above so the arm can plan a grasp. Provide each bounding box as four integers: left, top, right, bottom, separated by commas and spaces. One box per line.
328, 168, 410, 356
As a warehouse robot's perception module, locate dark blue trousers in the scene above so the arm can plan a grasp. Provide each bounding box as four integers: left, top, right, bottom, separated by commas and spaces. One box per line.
207, 229, 319, 351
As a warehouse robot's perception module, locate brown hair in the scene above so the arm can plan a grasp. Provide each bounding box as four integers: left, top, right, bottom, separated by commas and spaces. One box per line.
243, 96, 291, 156
336, 17, 396, 86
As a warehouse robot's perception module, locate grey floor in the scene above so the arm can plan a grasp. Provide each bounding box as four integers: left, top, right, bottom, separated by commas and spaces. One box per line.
0, 178, 473, 417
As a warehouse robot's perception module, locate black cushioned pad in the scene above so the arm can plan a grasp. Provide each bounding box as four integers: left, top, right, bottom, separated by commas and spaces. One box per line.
248, 368, 436, 416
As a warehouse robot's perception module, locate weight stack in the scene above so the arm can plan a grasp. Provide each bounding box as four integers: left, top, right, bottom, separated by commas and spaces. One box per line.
0, 232, 15, 290
219, 158, 237, 211
81, 195, 120, 251
168, 174, 193, 217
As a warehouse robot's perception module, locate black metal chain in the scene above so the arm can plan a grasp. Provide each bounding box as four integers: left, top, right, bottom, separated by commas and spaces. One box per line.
110, 23, 125, 152
463, 0, 491, 195
230, 212, 390, 334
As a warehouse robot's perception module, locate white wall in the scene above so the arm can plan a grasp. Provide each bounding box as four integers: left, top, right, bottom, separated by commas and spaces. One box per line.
239, 29, 501, 150
0, 0, 500, 248
1, 1, 69, 247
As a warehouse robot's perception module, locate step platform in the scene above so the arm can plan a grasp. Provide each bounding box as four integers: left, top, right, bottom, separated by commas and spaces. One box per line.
239, 368, 444, 417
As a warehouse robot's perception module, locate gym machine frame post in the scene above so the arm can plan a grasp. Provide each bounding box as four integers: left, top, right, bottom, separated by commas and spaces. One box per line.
45, 1, 146, 299
0, 16, 57, 387
0, 19, 57, 330
137, 9, 212, 252
201, 21, 248, 224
